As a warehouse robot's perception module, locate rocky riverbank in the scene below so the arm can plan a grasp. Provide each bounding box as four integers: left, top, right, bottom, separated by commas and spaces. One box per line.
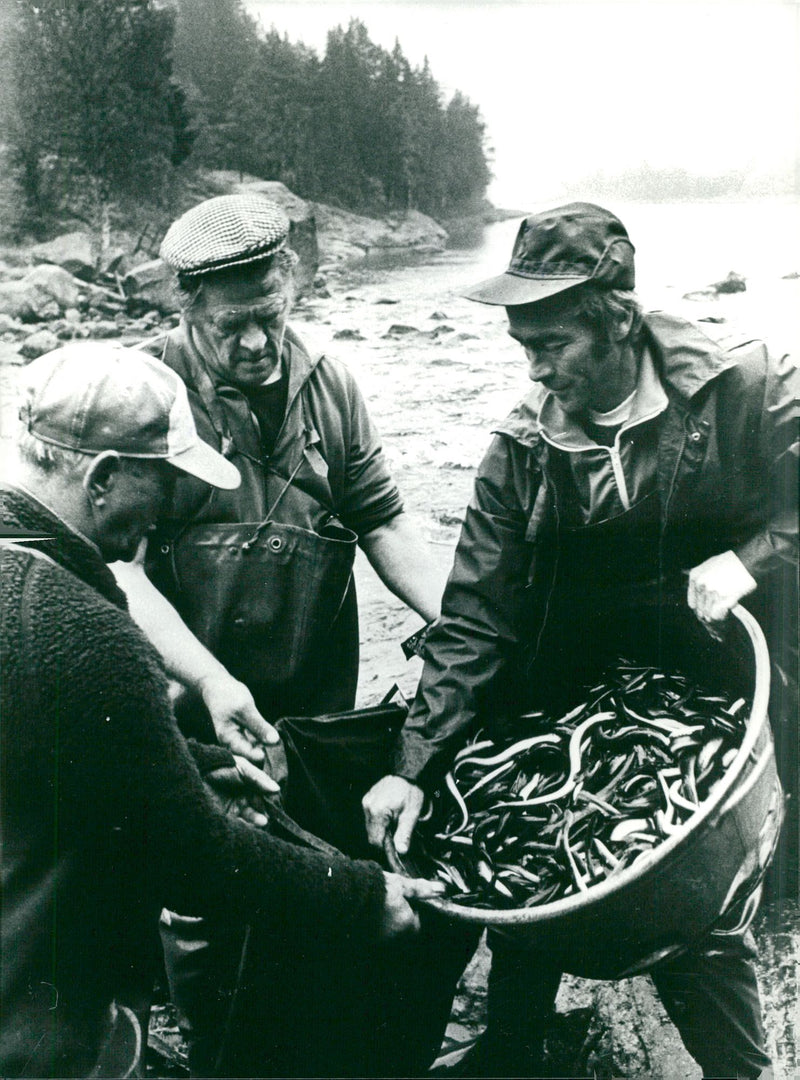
0, 171, 449, 363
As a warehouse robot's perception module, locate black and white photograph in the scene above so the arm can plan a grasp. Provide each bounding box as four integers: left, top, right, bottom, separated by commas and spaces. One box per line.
0, 1, 798, 1077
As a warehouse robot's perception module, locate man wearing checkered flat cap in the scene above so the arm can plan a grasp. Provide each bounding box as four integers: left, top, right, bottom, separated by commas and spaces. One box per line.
116, 193, 442, 756
364, 202, 799, 1077
112, 194, 464, 1077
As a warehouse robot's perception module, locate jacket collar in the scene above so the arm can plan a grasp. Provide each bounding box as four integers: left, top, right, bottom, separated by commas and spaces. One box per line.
0, 484, 128, 610
495, 311, 740, 452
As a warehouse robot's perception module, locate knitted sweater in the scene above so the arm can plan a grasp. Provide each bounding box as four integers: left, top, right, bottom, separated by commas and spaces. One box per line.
0, 486, 386, 1078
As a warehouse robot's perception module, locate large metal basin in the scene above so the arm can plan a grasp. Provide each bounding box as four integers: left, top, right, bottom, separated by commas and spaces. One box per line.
387, 605, 784, 978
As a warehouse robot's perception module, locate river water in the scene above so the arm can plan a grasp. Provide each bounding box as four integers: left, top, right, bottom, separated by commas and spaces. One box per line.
353, 197, 800, 344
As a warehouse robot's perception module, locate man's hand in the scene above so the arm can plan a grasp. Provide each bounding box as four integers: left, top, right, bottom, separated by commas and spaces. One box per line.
206, 755, 280, 827
363, 775, 425, 855
687, 551, 757, 636
379, 871, 445, 939
199, 674, 279, 764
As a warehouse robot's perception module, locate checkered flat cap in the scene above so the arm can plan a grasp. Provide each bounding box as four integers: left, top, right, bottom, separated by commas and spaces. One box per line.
160, 194, 290, 276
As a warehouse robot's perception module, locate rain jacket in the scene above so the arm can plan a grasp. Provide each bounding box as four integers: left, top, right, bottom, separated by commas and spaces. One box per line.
0, 487, 386, 1078
145, 323, 403, 722
394, 312, 799, 791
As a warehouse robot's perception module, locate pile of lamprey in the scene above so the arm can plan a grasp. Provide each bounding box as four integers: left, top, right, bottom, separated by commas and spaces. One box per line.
418, 661, 749, 909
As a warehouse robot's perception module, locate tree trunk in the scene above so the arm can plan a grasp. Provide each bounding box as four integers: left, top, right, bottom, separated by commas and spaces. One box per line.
91, 177, 112, 272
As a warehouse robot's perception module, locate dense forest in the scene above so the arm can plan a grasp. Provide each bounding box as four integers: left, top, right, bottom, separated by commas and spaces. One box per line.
1, 0, 492, 239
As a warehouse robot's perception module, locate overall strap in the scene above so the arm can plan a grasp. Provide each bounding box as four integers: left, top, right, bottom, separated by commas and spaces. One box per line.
241, 452, 307, 551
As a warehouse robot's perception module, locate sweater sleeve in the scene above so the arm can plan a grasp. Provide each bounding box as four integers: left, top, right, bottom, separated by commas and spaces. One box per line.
393, 435, 537, 786
27, 563, 387, 943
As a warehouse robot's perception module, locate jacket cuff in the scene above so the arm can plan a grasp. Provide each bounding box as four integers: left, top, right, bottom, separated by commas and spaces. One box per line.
392, 731, 447, 790
347, 492, 404, 537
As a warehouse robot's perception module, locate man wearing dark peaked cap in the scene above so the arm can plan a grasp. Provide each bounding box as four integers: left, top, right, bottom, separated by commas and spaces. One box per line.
112, 194, 472, 1076
364, 203, 798, 1077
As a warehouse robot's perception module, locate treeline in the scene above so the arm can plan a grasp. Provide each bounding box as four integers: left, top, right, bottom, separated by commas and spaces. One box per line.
564, 164, 748, 202
2, 0, 492, 240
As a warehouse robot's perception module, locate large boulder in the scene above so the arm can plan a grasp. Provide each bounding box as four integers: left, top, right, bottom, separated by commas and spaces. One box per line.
0, 265, 85, 322
28, 231, 95, 280
122, 259, 178, 316
312, 204, 447, 269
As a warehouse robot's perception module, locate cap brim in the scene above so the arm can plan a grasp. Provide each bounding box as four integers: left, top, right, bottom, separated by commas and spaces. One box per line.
463, 271, 589, 306
167, 438, 241, 490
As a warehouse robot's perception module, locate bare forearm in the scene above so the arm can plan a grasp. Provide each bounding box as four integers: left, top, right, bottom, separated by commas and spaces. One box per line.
111, 557, 229, 690
359, 513, 444, 623
111, 555, 278, 760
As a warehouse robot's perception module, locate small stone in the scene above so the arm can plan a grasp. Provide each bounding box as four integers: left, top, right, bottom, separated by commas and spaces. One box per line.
0, 313, 24, 334
384, 324, 418, 336
89, 320, 122, 338
333, 328, 365, 341
37, 299, 60, 321
64, 307, 82, 324
19, 328, 59, 359
711, 271, 746, 294
430, 310, 449, 320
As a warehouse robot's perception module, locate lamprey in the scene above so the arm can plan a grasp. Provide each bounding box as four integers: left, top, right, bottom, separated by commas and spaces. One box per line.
416, 659, 749, 909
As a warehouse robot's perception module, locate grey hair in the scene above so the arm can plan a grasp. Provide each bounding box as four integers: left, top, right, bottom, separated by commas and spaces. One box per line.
175, 247, 300, 313
16, 430, 91, 479
15, 430, 163, 482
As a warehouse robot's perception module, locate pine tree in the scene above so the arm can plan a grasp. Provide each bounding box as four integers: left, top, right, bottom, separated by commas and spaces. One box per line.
7, 0, 193, 248
172, 0, 260, 165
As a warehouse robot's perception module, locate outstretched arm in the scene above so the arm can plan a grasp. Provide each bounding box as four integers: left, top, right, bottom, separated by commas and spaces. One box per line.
359, 512, 445, 624
111, 544, 278, 762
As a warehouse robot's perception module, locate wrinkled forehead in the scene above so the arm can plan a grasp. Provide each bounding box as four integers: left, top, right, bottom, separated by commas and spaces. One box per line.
199, 265, 290, 306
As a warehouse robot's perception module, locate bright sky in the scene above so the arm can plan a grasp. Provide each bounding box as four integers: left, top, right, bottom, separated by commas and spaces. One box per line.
247, 0, 800, 208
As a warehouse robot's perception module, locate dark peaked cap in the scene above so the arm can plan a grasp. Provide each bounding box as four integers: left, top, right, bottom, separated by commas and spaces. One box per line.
465, 202, 636, 306
160, 194, 291, 277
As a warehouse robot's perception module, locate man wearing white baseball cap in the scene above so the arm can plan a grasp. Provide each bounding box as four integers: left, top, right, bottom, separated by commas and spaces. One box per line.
0, 342, 440, 1078
11, 342, 241, 561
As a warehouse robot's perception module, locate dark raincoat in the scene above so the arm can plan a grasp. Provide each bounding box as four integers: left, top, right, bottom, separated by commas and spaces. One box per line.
146, 323, 404, 728
394, 312, 799, 882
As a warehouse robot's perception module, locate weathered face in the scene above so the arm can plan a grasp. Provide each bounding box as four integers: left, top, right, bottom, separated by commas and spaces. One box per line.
92, 459, 175, 562
188, 268, 292, 390
507, 307, 630, 415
